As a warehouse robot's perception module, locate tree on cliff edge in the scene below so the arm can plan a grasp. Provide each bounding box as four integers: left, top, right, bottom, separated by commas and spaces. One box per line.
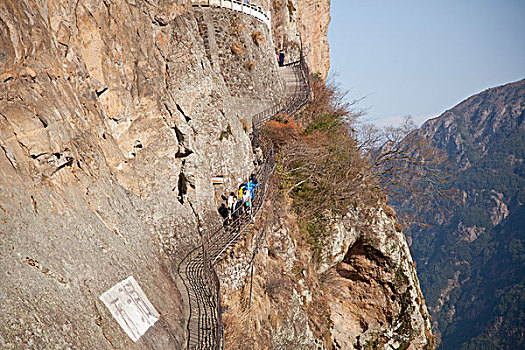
358, 116, 457, 228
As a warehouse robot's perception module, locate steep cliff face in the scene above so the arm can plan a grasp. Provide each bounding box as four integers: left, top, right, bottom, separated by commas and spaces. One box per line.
271, 0, 330, 77
216, 4, 432, 349
323, 206, 432, 349
0, 1, 281, 348
220, 186, 433, 349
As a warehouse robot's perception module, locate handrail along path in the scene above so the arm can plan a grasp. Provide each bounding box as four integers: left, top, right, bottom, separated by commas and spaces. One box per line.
189, 0, 272, 29
177, 52, 311, 349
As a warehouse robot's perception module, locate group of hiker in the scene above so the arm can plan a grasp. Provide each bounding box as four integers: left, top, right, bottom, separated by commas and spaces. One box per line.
218, 174, 260, 229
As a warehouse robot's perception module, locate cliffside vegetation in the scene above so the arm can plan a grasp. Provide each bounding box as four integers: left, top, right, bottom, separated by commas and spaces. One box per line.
221, 73, 366, 349
264, 75, 376, 260
219, 72, 433, 349
265, 75, 453, 259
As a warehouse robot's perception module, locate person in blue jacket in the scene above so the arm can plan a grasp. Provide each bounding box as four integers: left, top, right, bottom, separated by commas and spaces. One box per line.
244, 180, 259, 217
245, 180, 260, 201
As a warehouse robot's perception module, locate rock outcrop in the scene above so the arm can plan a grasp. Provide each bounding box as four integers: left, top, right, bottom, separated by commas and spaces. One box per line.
220, 187, 433, 349
323, 206, 433, 349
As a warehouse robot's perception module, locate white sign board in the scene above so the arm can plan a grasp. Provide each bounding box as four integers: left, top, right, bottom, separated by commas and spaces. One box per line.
100, 276, 160, 342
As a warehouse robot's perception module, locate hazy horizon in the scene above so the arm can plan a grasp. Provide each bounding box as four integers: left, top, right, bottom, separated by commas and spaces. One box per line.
328, 0, 525, 127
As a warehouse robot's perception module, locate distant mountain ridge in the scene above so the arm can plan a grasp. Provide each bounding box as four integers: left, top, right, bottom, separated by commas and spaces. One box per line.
407, 79, 525, 349
419, 79, 525, 171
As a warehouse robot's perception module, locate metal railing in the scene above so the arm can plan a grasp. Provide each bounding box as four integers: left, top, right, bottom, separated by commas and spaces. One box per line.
177, 50, 310, 349
190, 0, 271, 29
251, 52, 311, 143
178, 145, 275, 349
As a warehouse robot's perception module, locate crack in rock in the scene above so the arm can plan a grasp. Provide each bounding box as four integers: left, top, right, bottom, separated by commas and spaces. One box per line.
24, 257, 68, 285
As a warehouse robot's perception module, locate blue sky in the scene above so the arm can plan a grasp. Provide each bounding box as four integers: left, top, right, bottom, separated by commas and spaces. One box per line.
328, 0, 525, 127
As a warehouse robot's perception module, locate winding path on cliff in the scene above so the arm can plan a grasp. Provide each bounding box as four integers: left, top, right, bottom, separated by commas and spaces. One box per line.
176, 3, 311, 349
177, 53, 310, 350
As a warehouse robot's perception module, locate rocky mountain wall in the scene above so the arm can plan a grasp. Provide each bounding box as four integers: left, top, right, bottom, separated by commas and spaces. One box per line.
271, 0, 330, 78
407, 79, 525, 349
0, 0, 283, 348
219, 183, 433, 349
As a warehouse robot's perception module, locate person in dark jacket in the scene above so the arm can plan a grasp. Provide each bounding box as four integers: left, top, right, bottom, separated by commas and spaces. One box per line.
218, 203, 229, 225
250, 173, 258, 185
231, 196, 241, 231
279, 50, 285, 66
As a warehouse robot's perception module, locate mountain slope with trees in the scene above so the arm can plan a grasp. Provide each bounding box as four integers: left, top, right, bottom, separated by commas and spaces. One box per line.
407, 79, 525, 349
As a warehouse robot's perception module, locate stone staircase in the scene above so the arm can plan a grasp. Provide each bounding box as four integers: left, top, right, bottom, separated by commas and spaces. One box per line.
279, 65, 301, 100
194, 9, 220, 70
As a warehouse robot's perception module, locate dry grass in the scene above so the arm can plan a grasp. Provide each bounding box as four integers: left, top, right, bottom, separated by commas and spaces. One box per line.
272, 0, 284, 10
287, 0, 296, 21
223, 257, 276, 350
265, 275, 291, 301
222, 292, 252, 349
251, 30, 265, 46
239, 118, 250, 132
231, 19, 246, 35
231, 41, 244, 57
264, 116, 301, 148
244, 60, 255, 70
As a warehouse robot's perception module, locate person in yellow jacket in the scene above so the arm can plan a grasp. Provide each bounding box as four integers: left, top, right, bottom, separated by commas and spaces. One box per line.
238, 183, 245, 201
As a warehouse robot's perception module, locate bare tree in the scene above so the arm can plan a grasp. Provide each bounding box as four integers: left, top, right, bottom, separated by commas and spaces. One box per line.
355, 122, 383, 152
361, 116, 457, 227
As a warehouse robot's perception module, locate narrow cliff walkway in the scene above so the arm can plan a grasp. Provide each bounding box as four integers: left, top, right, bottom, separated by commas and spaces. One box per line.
252, 59, 310, 133
178, 149, 274, 349
177, 22, 311, 348
279, 64, 301, 100
177, 57, 309, 350
190, 0, 272, 29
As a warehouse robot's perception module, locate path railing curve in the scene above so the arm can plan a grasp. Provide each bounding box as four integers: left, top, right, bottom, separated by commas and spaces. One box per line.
177, 51, 310, 349
177, 144, 275, 350
189, 0, 272, 29
251, 52, 310, 143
